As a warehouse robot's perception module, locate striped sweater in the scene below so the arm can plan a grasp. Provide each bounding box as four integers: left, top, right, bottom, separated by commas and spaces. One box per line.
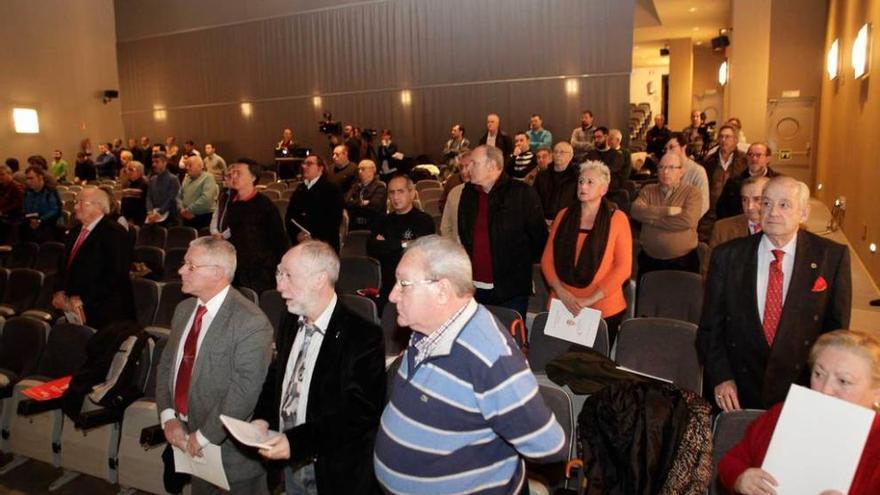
374, 300, 566, 494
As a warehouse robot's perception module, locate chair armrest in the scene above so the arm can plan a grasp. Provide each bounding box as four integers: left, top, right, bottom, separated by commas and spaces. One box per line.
74, 407, 124, 430
140, 424, 166, 447
0, 305, 16, 318
17, 397, 62, 416
20, 310, 54, 323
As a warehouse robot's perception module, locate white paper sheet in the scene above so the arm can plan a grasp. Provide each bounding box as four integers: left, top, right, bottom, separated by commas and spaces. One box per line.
289, 218, 311, 237
762, 384, 874, 494
220, 414, 281, 449
173, 442, 230, 491
544, 298, 601, 348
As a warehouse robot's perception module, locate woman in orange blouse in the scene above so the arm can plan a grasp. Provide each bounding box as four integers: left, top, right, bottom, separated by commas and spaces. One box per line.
541, 160, 632, 344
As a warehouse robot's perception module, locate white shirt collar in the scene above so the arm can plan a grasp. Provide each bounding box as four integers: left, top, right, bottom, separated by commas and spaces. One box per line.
304, 174, 321, 189
759, 231, 798, 259
298, 293, 337, 335
83, 214, 104, 232
198, 285, 232, 319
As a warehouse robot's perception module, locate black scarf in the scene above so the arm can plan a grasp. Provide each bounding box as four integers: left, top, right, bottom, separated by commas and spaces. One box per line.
553, 198, 614, 288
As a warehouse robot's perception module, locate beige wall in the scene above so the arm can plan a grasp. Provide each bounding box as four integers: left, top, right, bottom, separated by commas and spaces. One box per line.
0, 0, 124, 174
816, 0, 880, 285
630, 67, 668, 119
768, 0, 828, 99
667, 38, 694, 130
692, 46, 726, 124
727, 0, 772, 141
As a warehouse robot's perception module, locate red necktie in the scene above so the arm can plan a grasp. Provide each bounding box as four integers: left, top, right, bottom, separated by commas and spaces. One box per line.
66, 227, 90, 269
752, 224, 762, 234
762, 249, 785, 345
174, 305, 208, 416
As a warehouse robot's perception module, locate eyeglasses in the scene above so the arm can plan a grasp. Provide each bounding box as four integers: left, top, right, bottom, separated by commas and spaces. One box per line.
746, 152, 767, 158
657, 165, 683, 171
73, 199, 98, 206
181, 261, 221, 272
553, 150, 573, 155
394, 279, 439, 292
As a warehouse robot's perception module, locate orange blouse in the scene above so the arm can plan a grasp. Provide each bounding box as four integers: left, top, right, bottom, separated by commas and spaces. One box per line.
541, 207, 632, 317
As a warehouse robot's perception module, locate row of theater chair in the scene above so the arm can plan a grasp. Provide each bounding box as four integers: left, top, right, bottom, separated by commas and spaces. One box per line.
0, 317, 158, 492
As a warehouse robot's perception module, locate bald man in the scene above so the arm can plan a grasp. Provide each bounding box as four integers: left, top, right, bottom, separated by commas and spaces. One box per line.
53, 188, 135, 329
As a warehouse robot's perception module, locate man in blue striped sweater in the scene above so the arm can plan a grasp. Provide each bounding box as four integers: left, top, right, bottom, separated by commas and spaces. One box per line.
374, 235, 566, 494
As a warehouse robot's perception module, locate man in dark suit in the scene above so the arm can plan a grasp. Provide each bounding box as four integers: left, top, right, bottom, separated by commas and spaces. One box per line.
698, 124, 748, 240
715, 142, 779, 219
285, 155, 344, 252
698, 176, 852, 411
709, 175, 770, 252
156, 237, 273, 494
52, 187, 134, 329
478, 113, 514, 156
253, 240, 385, 495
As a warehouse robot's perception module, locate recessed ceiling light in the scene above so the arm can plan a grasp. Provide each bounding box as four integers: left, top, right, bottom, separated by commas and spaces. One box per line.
695, 41, 703, 46
693, 27, 700, 31
689, 7, 697, 13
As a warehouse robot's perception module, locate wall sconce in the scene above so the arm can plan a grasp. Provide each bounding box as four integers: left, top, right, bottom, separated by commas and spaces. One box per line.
718, 61, 729, 86
400, 90, 412, 106
826, 39, 839, 80
240, 102, 253, 118
565, 78, 579, 96
870, 242, 877, 253
312, 96, 322, 109
12, 108, 39, 133
852, 23, 870, 79
152, 106, 167, 122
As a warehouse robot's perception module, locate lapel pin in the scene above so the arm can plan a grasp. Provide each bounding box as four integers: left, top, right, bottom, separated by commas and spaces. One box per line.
420, 394, 428, 403
810, 262, 817, 269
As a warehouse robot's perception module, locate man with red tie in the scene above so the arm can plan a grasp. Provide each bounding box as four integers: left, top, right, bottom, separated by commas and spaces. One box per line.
52, 187, 134, 329
698, 176, 852, 410
155, 237, 273, 494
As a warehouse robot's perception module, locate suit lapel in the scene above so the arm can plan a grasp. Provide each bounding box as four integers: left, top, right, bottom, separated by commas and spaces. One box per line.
774, 230, 814, 344
190, 290, 235, 390
744, 234, 762, 333
168, 298, 196, 391
306, 304, 344, 420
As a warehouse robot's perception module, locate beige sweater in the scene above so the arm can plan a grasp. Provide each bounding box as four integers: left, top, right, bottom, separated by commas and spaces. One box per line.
631, 183, 702, 259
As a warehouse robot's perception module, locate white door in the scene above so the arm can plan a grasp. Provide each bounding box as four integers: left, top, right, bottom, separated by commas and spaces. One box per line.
766, 98, 816, 185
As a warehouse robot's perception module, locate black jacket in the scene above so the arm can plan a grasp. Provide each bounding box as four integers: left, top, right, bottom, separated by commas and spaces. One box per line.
697, 230, 851, 408
254, 302, 385, 495
533, 164, 579, 221
478, 130, 514, 156
286, 174, 344, 252
457, 174, 547, 301
57, 216, 135, 330
715, 166, 779, 220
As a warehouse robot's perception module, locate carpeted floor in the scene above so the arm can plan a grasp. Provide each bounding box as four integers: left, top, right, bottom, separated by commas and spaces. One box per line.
0, 453, 119, 495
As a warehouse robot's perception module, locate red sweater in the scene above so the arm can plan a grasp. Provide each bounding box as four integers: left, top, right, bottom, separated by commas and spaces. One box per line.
719, 402, 880, 494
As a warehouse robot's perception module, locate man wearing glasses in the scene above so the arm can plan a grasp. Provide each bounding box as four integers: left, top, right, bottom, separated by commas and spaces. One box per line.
374, 235, 565, 495
631, 152, 703, 279
699, 124, 747, 240
252, 240, 385, 495
156, 237, 273, 494
52, 187, 134, 329
533, 141, 579, 224
715, 142, 779, 220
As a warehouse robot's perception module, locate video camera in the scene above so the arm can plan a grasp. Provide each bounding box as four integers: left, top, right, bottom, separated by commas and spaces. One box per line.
318, 112, 342, 135
360, 128, 378, 141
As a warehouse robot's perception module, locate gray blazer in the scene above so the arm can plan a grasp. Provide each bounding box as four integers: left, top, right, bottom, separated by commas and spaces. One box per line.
156, 287, 273, 483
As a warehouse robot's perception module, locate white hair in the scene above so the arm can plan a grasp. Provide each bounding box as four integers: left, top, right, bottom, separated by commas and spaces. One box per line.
406, 235, 474, 297
293, 240, 341, 285
578, 160, 611, 186
190, 237, 237, 281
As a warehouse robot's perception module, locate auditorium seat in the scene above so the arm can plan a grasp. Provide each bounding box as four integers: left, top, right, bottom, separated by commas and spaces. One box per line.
708, 409, 765, 495
33, 241, 66, 276
0, 317, 49, 452
527, 312, 610, 373
420, 198, 440, 216
340, 230, 371, 258
527, 263, 550, 315
4, 242, 38, 269
340, 293, 379, 325
146, 281, 185, 337
486, 304, 525, 348
166, 226, 198, 250
133, 245, 165, 282
273, 199, 289, 219
261, 189, 282, 201
417, 188, 442, 204
266, 181, 287, 192
116, 338, 177, 495
259, 289, 286, 338
337, 256, 381, 295
380, 302, 411, 357
53, 332, 155, 489
614, 317, 702, 394
131, 277, 161, 328
234, 286, 259, 305
136, 224, 167, 250
0, 268, 44, 318
2, 322, 94, 476
162, 247, 187, 282
636, 270, 703, 324
415, 179, 442, 194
